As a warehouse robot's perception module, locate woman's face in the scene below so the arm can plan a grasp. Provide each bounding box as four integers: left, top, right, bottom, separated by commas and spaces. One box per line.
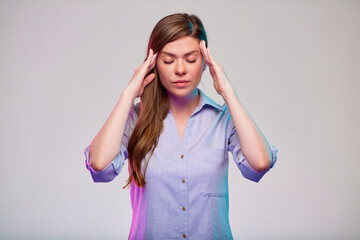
156, 36, 205, 100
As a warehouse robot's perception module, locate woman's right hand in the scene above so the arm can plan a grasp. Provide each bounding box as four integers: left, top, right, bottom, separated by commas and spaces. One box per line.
126, 49, 158, 98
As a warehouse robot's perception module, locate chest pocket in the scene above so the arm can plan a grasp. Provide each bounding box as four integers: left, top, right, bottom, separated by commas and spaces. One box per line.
187, 148, 229, 196
188, 149, 232, 238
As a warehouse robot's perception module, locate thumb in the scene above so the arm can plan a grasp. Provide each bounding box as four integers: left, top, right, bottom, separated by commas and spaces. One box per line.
143, 73, 156, 87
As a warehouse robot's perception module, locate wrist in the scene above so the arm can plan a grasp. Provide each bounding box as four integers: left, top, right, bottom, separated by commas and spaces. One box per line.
220, 86, 235, 102
122, 86, 138, 102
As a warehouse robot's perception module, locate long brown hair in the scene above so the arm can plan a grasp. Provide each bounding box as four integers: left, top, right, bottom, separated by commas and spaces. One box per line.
123, 13, 208, 188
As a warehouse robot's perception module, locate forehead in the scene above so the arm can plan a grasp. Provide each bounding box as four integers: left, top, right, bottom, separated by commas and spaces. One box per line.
161, 36, 200, 55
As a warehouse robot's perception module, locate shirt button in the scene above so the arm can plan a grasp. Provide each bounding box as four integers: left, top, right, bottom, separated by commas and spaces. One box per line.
182, 179, 185, 183
181, 154, 184, 159
183, 234, 187, 238
182, 206, 186, 211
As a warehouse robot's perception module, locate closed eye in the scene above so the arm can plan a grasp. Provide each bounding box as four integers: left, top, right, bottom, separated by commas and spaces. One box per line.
163, 60, 196, 64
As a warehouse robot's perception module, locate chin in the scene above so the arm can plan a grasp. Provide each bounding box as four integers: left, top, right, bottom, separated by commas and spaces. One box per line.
167, 88, 198, 99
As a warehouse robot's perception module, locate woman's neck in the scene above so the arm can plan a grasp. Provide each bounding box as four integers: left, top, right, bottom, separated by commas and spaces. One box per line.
168, 88, 200, 117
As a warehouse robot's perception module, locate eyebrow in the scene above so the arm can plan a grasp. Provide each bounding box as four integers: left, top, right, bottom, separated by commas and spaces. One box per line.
159, 50, 199, 58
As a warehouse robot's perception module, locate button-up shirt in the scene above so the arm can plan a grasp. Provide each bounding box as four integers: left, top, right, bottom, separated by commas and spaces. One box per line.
84, 89, 278, 239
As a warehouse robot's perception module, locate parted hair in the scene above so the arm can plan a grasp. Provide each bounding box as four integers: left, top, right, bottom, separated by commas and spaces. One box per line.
123, 13, 208, 188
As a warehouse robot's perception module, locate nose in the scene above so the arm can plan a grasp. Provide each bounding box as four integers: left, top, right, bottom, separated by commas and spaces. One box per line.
175, 60, 187, 76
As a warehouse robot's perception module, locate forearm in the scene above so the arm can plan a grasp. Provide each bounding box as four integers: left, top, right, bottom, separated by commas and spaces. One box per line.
89, 87, 137, 171
88, 49, 157, 171
199, 41, 272, 172
222, 87, 272, 172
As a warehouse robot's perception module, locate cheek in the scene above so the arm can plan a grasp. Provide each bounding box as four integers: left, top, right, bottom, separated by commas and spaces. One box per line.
156, 64, 173, 84
156, 64, 168, 76
189, 62, 203, 76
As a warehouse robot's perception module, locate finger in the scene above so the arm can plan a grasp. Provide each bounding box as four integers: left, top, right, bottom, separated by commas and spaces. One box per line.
153, 52, 158, 62
149, 52, 158, 69
207, 47, 214, 63
143, 72, 156, 86
200, 41, 209, 63
207, 47, 221, 71
201, 50, 210, 69
148, 61, 155, 71
145, 49, 154, 64
148, 62, 156, 72
209, 67, 216, 77
148, 48, 153, 58
139, 50, 155, 75
147, 55, 157, 73
199, 41, 206, 58
203, 44, 214, 68
199, 41, 205, 55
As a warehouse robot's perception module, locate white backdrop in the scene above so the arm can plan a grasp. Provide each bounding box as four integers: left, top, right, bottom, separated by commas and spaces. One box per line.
1, 0, 359, 239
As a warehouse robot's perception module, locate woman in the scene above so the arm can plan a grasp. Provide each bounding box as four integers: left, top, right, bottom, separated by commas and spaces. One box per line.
84, 13, 277, 239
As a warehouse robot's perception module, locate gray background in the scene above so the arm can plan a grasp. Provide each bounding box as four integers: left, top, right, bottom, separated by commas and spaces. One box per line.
1, 0, 359, 239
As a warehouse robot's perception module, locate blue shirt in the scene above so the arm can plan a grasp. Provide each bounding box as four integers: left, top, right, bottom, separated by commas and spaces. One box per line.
84, 89, 277, 240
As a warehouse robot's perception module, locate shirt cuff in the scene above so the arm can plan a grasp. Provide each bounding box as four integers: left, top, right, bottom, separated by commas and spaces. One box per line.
237, 145, 278, 183
84, 145, 128, 183
269, 145, 278, 169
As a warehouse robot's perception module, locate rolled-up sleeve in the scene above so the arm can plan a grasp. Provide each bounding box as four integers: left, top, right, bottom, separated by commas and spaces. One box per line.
84, 145, 128, 182
226, 114, 278, 183
84, 103, 139, 183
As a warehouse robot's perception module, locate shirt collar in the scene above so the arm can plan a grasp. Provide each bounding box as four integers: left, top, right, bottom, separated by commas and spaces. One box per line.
192, 88, 223, 115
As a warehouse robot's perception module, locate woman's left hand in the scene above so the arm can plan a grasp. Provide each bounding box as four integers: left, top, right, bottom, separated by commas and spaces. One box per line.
200, 40, 233, 96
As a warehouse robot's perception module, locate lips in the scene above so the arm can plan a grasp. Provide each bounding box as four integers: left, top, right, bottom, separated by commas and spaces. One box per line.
173, 80, 190, 87
174, 80, 190, 83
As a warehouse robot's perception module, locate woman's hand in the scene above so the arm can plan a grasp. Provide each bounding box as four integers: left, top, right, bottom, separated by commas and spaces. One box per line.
126, 49, 158, 98
199, 41, 232, 97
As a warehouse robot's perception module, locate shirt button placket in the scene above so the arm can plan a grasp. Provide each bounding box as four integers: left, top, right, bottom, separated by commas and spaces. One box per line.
180, 153, 188, 239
